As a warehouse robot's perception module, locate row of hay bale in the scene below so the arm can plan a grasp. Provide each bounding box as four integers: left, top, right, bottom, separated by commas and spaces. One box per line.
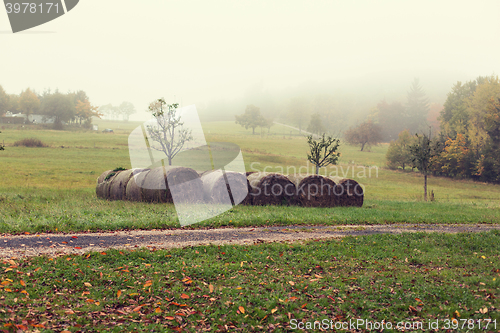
96, 167, 364, 207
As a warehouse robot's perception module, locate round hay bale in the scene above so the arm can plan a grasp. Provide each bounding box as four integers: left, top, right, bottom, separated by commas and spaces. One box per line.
329, 177, 364, 207
247, 172, 296, 206
109, 169, 146, 201
201, 170, 248, 204
96, 171, 121, 200
288, 174, 336, 207
97, 170, 113, 184
239, 171, 257, 205
141, 166, 203, 203
125, 169, 150, 202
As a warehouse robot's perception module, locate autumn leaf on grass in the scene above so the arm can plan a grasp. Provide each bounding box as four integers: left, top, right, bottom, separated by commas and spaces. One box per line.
480, 307, 488, 314
117, 290, 122, 298
181, 293, 190, 299
288, 281, 295, 286
209, 284, 214, 293
238, 306, 245, 314
155, 307, 162, 313
271, 308, 278, 314
84, 282, 92, 287
143, 281, 152, 288
19, 280, 26, 287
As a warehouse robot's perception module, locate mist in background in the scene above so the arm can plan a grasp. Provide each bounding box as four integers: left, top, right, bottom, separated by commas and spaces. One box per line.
0, 0, 499, 126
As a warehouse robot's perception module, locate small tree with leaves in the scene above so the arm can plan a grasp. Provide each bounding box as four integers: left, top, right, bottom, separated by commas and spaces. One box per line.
146, 99, 193, 166
386, 129, 416, 170
409, 132, 439, 201
307, 134, 340, 174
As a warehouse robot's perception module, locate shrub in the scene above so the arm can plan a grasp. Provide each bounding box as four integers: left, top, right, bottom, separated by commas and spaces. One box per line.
13, 138, 48, 148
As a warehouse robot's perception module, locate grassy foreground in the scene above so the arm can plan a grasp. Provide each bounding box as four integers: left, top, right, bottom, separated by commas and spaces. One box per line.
1, 188, 500, 234
1, 232, 499, 332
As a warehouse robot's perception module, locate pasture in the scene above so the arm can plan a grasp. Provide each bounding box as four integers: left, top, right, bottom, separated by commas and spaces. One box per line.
1, 119, 500, 234
1, 120, 499, 332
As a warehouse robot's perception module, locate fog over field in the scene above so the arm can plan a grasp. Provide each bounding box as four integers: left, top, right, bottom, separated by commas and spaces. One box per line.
1, 0, 499, 122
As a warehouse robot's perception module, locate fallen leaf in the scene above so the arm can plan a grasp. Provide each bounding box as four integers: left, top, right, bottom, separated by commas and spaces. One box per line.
72, 236, 78, 239
239, 306, 245, 314
117, 290, 122, 298
181, 293, 189, 299
271, 307, 278, 314
480, 307, 488, 314
165, 316, 175, 320
84, 282, 92, 287
74, 247, 82, 249
288, 281, 295, 286
143, 281, 152, 288
209, 284, 214, 293
100, 252, 106, 255
155, 307, 162, 313
133, 306, 142, 312
20, 280, 25, 287
301, 303, 307, 308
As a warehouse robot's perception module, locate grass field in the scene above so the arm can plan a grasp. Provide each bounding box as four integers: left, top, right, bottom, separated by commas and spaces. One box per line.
1, 120, 500, 233
1, 232, 499, 332
1, 120, 500, 332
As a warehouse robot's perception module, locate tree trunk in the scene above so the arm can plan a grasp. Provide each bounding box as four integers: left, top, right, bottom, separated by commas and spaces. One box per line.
168, 156, 172, 166
252, 127, 255, 135
360, 142, 365, 151
315, 165, 319, 175
424, 173, 427, 201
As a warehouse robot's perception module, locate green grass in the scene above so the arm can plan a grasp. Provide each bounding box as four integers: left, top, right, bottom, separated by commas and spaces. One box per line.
1, 120, 500, 233
1, 232, 499, 332
1, 188, 499, 235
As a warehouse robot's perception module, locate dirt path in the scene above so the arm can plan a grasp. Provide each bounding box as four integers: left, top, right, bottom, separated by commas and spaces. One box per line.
1, 224, 499, 258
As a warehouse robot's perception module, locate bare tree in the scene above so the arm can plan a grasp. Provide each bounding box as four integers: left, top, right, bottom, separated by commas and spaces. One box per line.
146, 98, 193, 165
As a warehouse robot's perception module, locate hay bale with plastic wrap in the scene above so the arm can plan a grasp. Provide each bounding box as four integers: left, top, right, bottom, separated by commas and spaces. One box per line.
247, 172, 296, 206
201, 170, 248, 204
125, 169, 150, 201
109, 169, 145, 201
141, 166, 203, 203
288, 174, 336, 207
329, 176, 364, 207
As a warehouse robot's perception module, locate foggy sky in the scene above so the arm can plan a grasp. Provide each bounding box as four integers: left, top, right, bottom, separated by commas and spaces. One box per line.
1, 0, 499, 121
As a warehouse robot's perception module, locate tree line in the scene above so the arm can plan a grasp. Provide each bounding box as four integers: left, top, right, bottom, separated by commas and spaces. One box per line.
0, 85, 136, 129
387, 75, 500, 184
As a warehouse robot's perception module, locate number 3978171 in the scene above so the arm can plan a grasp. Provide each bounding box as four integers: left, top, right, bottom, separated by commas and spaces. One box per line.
5, 3, 59, 14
